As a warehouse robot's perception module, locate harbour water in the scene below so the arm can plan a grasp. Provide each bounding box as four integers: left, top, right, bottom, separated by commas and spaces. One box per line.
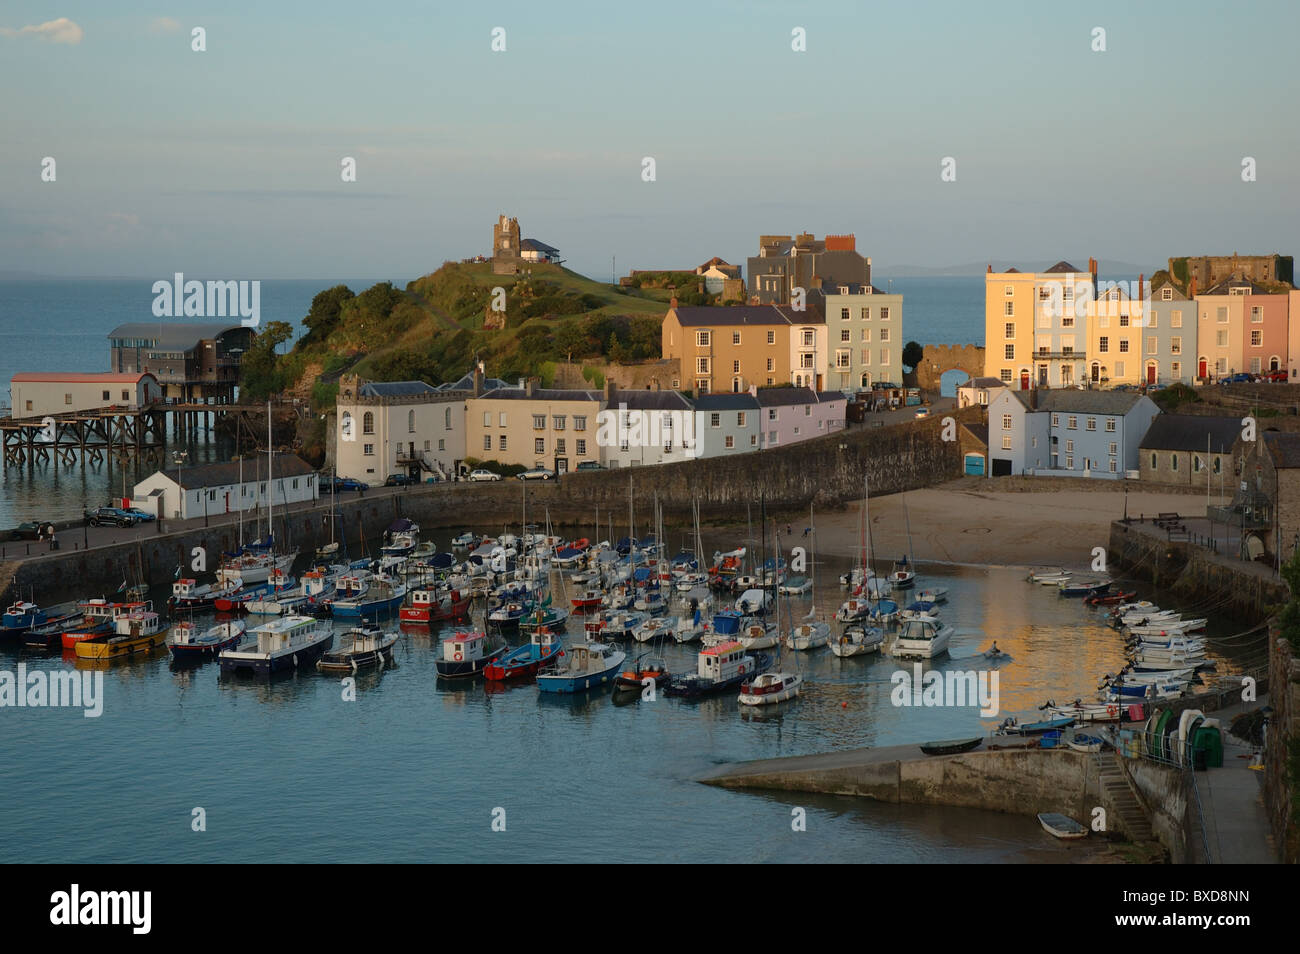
0, 546, 1247, 864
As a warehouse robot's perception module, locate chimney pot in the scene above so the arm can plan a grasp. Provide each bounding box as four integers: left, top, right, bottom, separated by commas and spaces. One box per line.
670, 296, 678, 309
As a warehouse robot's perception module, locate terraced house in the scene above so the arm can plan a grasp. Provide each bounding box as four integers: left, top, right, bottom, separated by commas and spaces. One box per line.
1144, 277, 1194, 386
987, 388, 1158, 478
661, 302, 814, 393
1085, 282, 1146, 387
984, 260, 1098, 389
823, 283, 902, 393
466, 382, 602, 473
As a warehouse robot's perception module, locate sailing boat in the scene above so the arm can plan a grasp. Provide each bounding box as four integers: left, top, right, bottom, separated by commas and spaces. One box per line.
741, 514, 802, 705
889, 490, 917, 590
785, 502, 829, 650
736, 496, 777, 650
831, 482, 884, 657
217, 403, 298, 585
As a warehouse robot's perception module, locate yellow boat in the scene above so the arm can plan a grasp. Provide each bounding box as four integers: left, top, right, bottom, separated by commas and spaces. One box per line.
74, 609, 169, 660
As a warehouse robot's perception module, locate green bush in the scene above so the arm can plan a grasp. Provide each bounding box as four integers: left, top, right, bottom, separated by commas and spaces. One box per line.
311, 380, 338, 411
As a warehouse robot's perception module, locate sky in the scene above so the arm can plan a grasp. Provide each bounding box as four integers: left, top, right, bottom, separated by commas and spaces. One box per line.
2, 0, 1299, 282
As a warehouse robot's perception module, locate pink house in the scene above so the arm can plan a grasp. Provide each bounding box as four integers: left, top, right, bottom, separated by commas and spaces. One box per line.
752, 386, 846, 448
1244, 291, 1289, 377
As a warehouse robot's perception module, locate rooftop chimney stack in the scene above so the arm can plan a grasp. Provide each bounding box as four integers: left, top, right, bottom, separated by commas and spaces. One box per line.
669, 296, 678, 310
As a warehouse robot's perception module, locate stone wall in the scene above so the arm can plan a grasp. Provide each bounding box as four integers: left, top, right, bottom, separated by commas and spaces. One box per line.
551, 359, 681, 392
915, 344, 985, 392
1126, 760, 1192, 863
1264, 627, 1299, 863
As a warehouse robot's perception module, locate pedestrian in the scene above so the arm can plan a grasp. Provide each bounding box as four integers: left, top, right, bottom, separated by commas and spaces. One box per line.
786, 523, 791, 536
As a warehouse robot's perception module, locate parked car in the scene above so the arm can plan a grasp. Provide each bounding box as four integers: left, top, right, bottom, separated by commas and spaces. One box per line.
914, 407, 930, 419
122, 507, 156, 522
84, 507, 137, 528
11, 521, 54, 540
385, 474, 417, 487
517, 467, 555, 481
575, 461, 604, 472
318, 474, 341, 493
1262, 369, 1289, 383
338, 478, 369, 492
1221, 372, 1256, 385
467, 469, 501, 482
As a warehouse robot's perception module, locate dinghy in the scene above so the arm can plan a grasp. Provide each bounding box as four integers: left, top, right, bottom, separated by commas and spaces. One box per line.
1038, 813, 1088, 840
919, 737, 982, 755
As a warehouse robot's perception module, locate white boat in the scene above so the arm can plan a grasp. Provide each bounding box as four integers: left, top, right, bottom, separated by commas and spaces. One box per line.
916, 588, 948, 604
835, 596, 872, 622
738, 671, 802, 706
889, 561, 916, 590
778, 576, 811, 596
1038, 813, 1088, 840
735, 588, 771, 615
1027, 567, 1065, 583
829, 624, 884, 657
219, 615, 333, 675
675, 571, 708, 592
1126, 619, 1207, 637
672, 609, 706, 644
785, 620, 829, 651
891, 615, 952, 659
1129, 635, 1206, 652
1041, 700, 1124, 723
737, 618, 778, 650
632, 616, 674, 643
1112, 667, 1196, 683
1035, 573, 1071, 585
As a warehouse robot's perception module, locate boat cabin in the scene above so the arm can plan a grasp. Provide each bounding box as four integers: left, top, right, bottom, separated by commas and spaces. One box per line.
302, 570, 330, 597
335, 574, 370, 598
251, 616, 322, 654
697, 640, 752, 681
115, 610, 163, 638
443, 631, 489, 663
899, 617, 940, 642
171, 620, 199, 644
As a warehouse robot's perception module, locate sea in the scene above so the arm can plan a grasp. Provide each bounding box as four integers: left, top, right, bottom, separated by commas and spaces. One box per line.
0, 276, 994, 528
0, 547, 1249, 864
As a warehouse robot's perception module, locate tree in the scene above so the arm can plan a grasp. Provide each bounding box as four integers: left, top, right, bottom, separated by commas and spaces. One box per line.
301, 285, 354, 344
902, 340, 924, 372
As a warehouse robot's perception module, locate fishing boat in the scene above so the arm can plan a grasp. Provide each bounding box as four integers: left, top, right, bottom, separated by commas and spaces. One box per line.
2, 600, 76, 637
786, 620, 830, 651
664, 640, 771, 698
738, 671, 802, 706
435, 630, 507, 679
168, 618, 246, 661
829, 623, 884, 657
399, 586, 470, 624
318, 625, 398, 673
484, 627, 564, 681
891, 615, 952, 660
1059, 578, 1110, 597
331, 577, 407, 620
570, 589, 605, 613
1038, 813, 1088, 840
919, 737, 982, 756
519, 604, 570, 636
613, 652, 670, 693
246, 567, 341, 617
75, 608, 169, 660
214, 569, 298, 613
59, 599, 143, 650
487, 599, 530, 632
380, 519, 420, 558
536, 641, 626, 694
169, 577, 243, 612
219, 615, 333, 676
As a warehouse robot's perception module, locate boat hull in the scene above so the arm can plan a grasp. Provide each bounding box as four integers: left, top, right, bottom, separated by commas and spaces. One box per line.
435, 644, 507, 679
219, 633, 334, 677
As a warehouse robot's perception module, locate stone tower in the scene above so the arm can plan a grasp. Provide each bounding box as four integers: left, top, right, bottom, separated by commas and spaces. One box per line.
492, 214, 521, 275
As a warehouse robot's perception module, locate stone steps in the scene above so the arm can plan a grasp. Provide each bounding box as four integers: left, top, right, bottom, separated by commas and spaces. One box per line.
1096, 752, 1156, 843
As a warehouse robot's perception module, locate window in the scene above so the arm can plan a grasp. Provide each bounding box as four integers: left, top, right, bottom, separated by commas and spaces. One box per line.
1000, 369, 1012, 383
438, 439, 445, 451
732, 360, 741, 373
860, 308, 869, 321
1171, 454, 1178, 472
835, 351, 851, 369
1216, 330, 1228, 347
423, 440, 430, 451
1001, 414, 1012, 430
1146, 313, 1156, 328
551, 416, 565, 430
1217, 307, 1228, 323
800, 353, 814, 369
363, 412, 374, 434
768, 408, 777, 421
1002, 435, 1012, 450
880, 307, 890, 320
1086, 417, 1096, 431
1193, 454, 1203, 473
861, 350, 871, 364
710, 413, 720, 428
804, 405, 811, 417
1119, 340, 1129, 353
1051, 414, 1060, 426
1251, 307, 1263, 324
1108, 442, 1117, 456
1251, 357, 1262, 374
839, 308, 850, 321
879, 328, 889, 342
1004, 344, 1015, 360
1106, 418, 1116, 432
768, 431, 777, 445
1251, 330, 1262, 347
102, 390, 110, 400
696, 357, 710, 374
802, 330, 815, 347
1065, 439, 1075, 453
499, 412, 507, 427
445, 407, 452, 429
483, 412, 491, 427
725, 435, 734, 449
1066, 455, 1073, 469
1171, 336, 1182, 356
556, 439, 565, 454
1099, 336, 1109, 353
1005, 285, 1014, 297
732, 331, 741, 345
1151, 452, 1160, 470
766, 358, 774, 372
1119, 314, 1129, 328
498, 435, 507, 451
1162, 287, 1173, 301
364, 443, 375, 456
408, 410, 415, 433
1109, 460, 1117, 473
1171, 361, 1181, 377
1067, 416, 1077, 429
862, 328, 871, 342
1147, 337, 1157, 355
484, 435, 492, 451
696, 330, 711, 347
574, 416, 587, 431
1171, 310, 1182, 328
1114, 361, 1125, 377
1004, 301, 1014, 317
840, 329, 851, 342
1004, 322, 1015, 339
576, 439, 586, 455
1213, 456, 1221, 474
880, 350, 890, 365
738, 412, 747, 426
750, 435, 758, 446
766, 331, 775, 344
65, 393, 72, 404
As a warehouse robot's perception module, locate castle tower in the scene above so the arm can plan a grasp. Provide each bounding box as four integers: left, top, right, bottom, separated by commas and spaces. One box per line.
492, 214, 521, 275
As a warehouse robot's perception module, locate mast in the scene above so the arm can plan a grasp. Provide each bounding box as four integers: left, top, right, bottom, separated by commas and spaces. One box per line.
806, 501, 816, 619
266, 399, 273, 546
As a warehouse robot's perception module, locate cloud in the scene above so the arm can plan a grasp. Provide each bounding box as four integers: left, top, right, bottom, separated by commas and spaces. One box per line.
148, 17, 181, 34
0, 17, 84, 44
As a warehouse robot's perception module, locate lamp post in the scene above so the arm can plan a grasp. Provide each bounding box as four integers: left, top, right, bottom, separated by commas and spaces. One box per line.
173, 450, 189, 520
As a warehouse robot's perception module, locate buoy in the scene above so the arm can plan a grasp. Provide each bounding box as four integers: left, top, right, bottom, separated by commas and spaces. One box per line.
842, 701, 848, 708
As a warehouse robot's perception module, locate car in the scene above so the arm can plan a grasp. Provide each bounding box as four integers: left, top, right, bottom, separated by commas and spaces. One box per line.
121, 507, 156, 522
337, 478, 370, 492
467, 469, 501, 482
1262, 369, 1289, 383
517, 467, 556, 481
1221, 372, 1256, 385
11, 520, 54, 540
575, 461, 605, 472
913, 407, 930, 419
84, 507, 137, 528
385, 474, 417, 487
318, 474, 341, 493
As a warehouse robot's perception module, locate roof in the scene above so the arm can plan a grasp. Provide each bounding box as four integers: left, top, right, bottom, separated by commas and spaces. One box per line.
1203, 275, 1265, 295
477, 387, 601, 402
108, 322, 249, 351
520, 238, 560, 254
11, 372, 157, 384
1006, 389, 1150, 415
359, 381, 439, 398
439, 373, 511, 391
1044, 261, 1083, 274
824, 234, 856, 251
961, 377, 1007, 389
161, 453, 315, 490
1140, 414, 1240, 453
606, 390, 693, 411
691, 393, 760, 411
1264, 432, 1300, 469
960, 421, 988, 446
669, 305, 813, 326
754, 386, 844, 407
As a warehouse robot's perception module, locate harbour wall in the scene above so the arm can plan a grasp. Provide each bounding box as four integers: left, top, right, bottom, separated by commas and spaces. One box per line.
1263, 628, 1300, 863
1125, 759, 1192, 864
1107, 520, 1289, 623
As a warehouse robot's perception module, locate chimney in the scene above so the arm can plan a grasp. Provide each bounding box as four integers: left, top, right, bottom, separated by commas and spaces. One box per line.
1138, 273, 1145, 304
1029, 387, 1038, 410
472, 365, 484, 397
604, 379, 617, 403
525, 377, 537, 397
669, 296, 678, 310
1189, 276, 1197, 298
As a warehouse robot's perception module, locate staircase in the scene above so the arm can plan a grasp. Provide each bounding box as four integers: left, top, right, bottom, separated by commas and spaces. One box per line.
1095, 749, 1156, 845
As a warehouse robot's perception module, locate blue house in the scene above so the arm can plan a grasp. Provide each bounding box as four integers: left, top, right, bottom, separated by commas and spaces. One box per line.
988, 388, 1159, 478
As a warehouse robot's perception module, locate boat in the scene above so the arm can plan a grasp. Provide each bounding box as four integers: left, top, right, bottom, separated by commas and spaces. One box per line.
737, 617, 778, 650
536, 641, 626, 693
1085, 589, 1135, 606
613, 652, 671, 693
1065, 732, 1104, 753
891, 615, 952, 659
169, 618, 246, 661
778, 575, 811, 596
919, 737, 982, 756
1059, 578, 1111, 597
219, 615, 333, 676
664, 640, 771, 698
835, 596, 873, 622
75, 608, 169, 660
435, 630, 507, 679
738, 671, 802, 706
484, 627, 564, 681
331, 577, 407, 619
1, 600, 77, 638
829, 623, 884, 657
380, 519, 420, 558
868, 598, 899, 626
399, 586, 470, 625
915, 588, 948, 604
888, 557, 916, 590
997, 715, 1075, 735
900, 599, 941, 621
585, 609, 646, 642
734, 588, 771, 616
1038, 813, 1088, 840
60, 599, 144, 650
632, 616, 674, 643
1027, 567, 1066, 583
1040, 699, 1123, 723
318, 625, 398, 673
169, 576, 243, 612
786, 620, 830, 651
519, 604, 569, 635
214, 569, 298, 613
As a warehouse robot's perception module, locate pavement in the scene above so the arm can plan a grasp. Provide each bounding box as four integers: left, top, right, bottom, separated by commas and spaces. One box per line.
1192, 696, 1276, 864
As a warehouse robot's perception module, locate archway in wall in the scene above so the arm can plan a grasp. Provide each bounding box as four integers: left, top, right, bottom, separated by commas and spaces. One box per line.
939, 369, 970, 398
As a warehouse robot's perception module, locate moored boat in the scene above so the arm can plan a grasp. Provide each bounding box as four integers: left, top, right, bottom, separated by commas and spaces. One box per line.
219, 615, 333, 676
483, 627, 564, 681
399, 586, 470, 625
891, 614, 952, 659
613, 652, 670, 693
318, 625, 398, 673
1038, 812, 1088, 840
435, 630, 507, 679
829, 624, 884, 657
738, 670, 802, 706
536, 641, 625, 694
169, 618, 246, 661
75, 608, 169, 660
664, 640, 770, 698
919, 737, 982, 756
785, 620, 829, 651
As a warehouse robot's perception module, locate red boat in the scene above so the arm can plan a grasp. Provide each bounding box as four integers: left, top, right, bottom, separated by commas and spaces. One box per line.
60, 599, 146, 650
482, 627, 563, 681
1086, 589, 1136, 606
570, 589, 604, 613
399, 588, 470, 624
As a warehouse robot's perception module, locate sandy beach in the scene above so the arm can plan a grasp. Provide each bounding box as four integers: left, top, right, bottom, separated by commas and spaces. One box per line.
764, 480, 1217, 569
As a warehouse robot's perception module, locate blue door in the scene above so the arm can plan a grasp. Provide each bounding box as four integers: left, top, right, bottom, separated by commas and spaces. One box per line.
964, 454, 985, 476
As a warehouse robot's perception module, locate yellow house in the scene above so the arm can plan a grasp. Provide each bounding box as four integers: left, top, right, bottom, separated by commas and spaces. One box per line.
465, 382, 602, 472
984, 260, 1097, 389
1085, 283, 1146, 386
661, 302, 808, 393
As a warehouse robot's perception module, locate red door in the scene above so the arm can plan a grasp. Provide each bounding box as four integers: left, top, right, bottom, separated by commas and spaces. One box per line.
1146, 364, 1156, 385
1198, 359, 1207, 379
1020, 371, 1030, 389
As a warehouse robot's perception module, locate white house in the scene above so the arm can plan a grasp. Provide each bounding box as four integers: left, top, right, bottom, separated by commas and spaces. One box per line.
132, 453, 317, 520
956, 376, 1007, 409
335, 374, 470, 483
599, 389, 698, 468
10, 372, 160, 419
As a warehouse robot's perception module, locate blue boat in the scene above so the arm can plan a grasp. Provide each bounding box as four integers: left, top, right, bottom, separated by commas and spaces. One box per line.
999, 715, 1075, 735
331, 578, 407, 619
484, 628, 564, 681
1, 600, 59, 636
537, 642, 626, 694
708, 609, 744, 640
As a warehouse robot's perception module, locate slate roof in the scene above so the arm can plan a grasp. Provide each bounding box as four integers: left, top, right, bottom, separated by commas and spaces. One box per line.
606, 390, 693, 411
1008, 389, 1150, 415
1264, 431, 1300, 469
438, 373, 511, 391
109, 322, 248, 351
478, 387, 601, 402
963, 377, 1007, 389
1139, 414, 1240, 453
755, 386, 845, 407
520, 238, 560, 255
670, 305, 815, 326
1203, 275, 1265, 295
165, 453, 315, 490
359, 381, 439, 398
1044, 261, 1083, 274
691, 393, 760, 411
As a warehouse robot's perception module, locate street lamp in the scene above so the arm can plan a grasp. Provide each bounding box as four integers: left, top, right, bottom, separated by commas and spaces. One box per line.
173, 450, 189, 519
